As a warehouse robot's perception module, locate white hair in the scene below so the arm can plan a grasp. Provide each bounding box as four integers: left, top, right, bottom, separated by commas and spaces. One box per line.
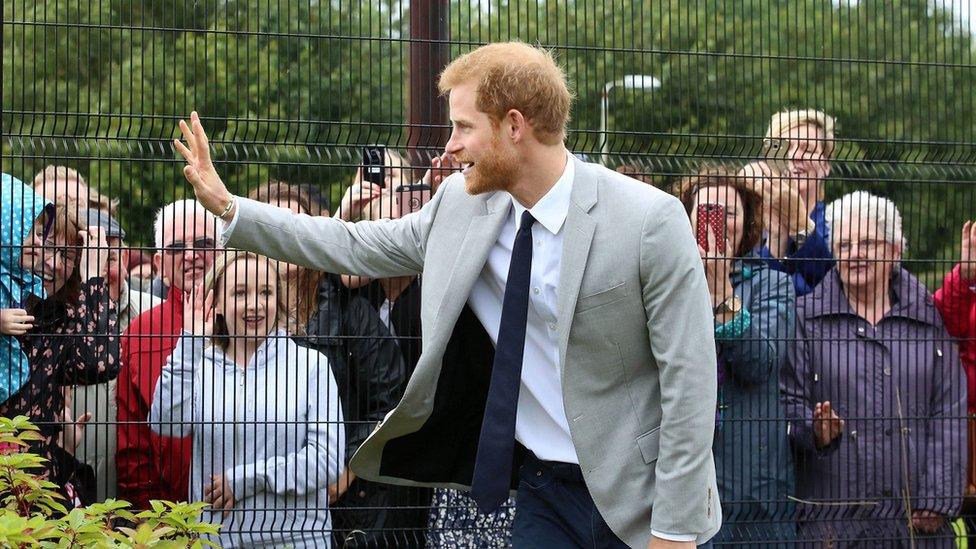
825, 191, 907, 253
153, 199, 220, 248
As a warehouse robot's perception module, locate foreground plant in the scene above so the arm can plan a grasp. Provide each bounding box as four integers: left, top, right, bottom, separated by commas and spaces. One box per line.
0, 415, 220, 548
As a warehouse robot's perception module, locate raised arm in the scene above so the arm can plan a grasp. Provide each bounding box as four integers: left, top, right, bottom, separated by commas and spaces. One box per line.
934, 221, 976, 338
175, 111, 445, 278
639, 196, 718, 538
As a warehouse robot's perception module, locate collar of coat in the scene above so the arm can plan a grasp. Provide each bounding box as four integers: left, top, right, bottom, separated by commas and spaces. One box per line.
804, 267, 943, 327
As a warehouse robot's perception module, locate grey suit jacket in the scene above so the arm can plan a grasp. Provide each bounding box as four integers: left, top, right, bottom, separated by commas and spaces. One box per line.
225, 156, 722, 546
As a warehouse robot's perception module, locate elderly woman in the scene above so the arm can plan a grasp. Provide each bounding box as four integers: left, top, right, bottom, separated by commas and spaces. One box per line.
782, 191, 966, 547
0, 199, 118, 507
677, 167, 796, 544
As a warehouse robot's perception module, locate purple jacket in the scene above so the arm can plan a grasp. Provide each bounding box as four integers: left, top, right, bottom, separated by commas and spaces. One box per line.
782, 268, 965, 546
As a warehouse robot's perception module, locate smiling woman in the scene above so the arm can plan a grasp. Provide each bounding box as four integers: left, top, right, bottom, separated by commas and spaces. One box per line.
783, 192, 966, 544
148, 250, 345, 548
0, 197, 120, 508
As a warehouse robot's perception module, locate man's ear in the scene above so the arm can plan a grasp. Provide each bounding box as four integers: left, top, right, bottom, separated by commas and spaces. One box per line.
152, 252, 162, 277
505, 109, 527, 143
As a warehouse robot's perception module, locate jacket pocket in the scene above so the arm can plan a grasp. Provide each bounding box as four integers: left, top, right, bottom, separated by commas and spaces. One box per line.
636, 426, 662, 464
576, 282, 629, 313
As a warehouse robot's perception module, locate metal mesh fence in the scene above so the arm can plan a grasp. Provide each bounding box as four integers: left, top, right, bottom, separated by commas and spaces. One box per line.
3, 0, 976, 547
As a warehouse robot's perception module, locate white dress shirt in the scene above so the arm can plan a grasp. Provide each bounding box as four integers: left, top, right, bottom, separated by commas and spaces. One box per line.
467, 156, 578, 465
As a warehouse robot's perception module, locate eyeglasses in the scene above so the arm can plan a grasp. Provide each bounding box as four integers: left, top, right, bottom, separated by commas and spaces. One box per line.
41, 239, 79, 264
162, 238, 217, 255
836, 238, 888, 255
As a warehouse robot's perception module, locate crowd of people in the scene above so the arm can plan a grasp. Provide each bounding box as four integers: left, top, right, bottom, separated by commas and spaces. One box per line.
0, 106, 973, 548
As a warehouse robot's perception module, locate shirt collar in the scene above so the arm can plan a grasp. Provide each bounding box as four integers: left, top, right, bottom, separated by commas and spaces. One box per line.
511, 152, 574, 236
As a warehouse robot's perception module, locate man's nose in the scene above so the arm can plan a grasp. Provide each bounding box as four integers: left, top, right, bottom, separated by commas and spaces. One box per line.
445, 132, 462, 155
182, 247, 203, 261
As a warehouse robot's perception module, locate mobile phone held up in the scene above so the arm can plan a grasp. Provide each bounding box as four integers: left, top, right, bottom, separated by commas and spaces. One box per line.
362, 145, 386, 187
696, 203, 727, 253
395, 183, 433, 217
761, 137, 790, 176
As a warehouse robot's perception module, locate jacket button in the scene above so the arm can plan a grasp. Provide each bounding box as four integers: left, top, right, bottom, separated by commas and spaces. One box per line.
883, 367, 891, 376
536, 470, 543, 477
849, 430, 858, 440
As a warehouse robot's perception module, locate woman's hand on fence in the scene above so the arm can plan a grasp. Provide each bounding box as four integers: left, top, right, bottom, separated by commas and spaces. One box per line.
960, 220, 976, 280
174, 111, 234, 218
813, 401, 844, 448
56, 389, 92, 456
204, 473, 236, 518
79, 226, 110, 283
910, 509, 944, 534
183, 284, 215, 337
1, 308, 34, 335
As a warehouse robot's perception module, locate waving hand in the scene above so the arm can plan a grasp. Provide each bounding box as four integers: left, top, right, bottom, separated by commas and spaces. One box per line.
173, 111, 234, 217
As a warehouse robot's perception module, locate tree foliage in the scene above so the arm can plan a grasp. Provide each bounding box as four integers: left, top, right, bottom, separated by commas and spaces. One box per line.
2, 0, 974, 266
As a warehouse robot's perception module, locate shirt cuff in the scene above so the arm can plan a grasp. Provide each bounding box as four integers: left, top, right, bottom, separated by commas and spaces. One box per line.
651, 530, 697, 542
220, 199, 240, 245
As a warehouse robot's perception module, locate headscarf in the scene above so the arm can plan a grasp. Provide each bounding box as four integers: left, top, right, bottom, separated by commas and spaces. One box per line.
0, 173, 53, 403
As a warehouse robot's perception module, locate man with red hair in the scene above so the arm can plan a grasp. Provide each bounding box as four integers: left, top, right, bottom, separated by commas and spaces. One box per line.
176, 42, 721, 548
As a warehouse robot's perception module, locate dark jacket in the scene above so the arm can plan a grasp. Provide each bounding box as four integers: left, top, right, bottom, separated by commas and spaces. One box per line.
712, 257, 796, 544
0, 278, 120, 507
782, 268, 966, 547
300, 275, 407, 459
299, 275, 428, 548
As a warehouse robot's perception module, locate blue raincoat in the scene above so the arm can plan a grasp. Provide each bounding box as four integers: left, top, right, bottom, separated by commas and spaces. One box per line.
0, 174, 53, 403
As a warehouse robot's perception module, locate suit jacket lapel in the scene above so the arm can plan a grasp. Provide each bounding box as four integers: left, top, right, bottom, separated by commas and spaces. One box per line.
556, 158, 599, 369
432, 191, 511, 337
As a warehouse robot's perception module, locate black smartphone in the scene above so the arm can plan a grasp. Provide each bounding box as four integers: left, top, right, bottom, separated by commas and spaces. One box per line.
761, 137, 790, 175
362, 145, 387, 187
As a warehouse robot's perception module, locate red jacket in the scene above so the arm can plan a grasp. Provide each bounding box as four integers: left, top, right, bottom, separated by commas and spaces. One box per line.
115, 286, 192, 508
935, 265, 976, 414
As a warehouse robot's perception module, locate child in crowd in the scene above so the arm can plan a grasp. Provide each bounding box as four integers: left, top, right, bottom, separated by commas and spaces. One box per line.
0, 173, 54, 404
149, 251, 344, 548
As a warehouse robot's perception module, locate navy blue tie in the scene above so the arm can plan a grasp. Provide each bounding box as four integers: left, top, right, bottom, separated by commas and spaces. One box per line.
471, 210, 536, 513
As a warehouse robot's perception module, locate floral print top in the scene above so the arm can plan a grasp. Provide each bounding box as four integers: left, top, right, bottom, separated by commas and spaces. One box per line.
0, 278, 119, 494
